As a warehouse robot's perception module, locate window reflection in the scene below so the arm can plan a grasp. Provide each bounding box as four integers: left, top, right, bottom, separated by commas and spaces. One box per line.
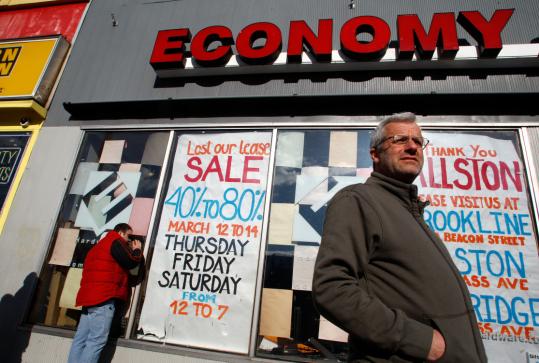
28, 131, 168, 337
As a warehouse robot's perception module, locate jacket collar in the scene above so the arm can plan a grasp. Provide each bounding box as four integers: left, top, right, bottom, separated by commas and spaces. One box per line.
366, 172, 428, 215
104, 230, 125, 242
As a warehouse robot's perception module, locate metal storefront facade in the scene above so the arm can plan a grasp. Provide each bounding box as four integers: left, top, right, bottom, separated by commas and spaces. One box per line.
1, 1, 538, 362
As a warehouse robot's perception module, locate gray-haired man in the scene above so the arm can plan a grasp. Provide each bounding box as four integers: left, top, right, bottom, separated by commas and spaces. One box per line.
313, 113, 487, 362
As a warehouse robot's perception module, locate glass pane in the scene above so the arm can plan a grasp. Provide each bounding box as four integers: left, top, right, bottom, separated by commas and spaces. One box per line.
257, 129, 372, 361
256, 129, 538, 363
419, 130, 538, 363
136, 131, 273, 354
28, 131, 169, 338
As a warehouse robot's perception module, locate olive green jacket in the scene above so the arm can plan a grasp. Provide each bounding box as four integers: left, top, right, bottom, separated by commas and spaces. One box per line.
312, 172, 487, 362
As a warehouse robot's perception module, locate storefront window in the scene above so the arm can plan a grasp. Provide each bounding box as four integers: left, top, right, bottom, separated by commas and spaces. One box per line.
135, 131, 273, 354
29, 131, 169, 334
27, 127, 539, 363
257, 129, 372, 361
419, 130, 538, 362
256, 129, 538, 363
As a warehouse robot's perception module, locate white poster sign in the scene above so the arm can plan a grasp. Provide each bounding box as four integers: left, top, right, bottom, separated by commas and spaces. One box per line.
139, 132, 272, 353
418, 132, 539, 362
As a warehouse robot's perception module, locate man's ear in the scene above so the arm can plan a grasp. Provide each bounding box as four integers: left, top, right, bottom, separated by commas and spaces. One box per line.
370, 147, 379, 165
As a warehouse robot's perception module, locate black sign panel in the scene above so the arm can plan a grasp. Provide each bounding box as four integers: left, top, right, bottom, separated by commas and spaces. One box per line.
0, 132, 31, 212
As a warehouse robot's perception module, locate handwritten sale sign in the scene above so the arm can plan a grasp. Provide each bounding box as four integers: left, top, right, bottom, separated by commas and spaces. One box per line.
138, 132, 272, 353
418, 132, 539, 362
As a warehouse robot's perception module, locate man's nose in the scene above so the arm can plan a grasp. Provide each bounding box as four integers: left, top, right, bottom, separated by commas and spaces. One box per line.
404, 137, 419, 151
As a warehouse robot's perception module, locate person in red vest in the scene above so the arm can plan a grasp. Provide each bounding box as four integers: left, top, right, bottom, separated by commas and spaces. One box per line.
67, 223, 144, 363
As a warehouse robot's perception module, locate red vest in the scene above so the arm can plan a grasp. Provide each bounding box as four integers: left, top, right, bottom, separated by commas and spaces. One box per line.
76, 231, 130, 307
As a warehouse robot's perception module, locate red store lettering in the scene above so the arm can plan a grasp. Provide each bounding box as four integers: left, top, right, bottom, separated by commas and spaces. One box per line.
150, 9, 514, 70
184, 155, 263, 183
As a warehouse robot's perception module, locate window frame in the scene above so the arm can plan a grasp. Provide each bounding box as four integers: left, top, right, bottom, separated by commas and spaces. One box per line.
25, 123, 539, 363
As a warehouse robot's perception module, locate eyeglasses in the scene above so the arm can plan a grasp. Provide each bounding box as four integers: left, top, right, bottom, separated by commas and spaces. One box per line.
378, 135, 429, 149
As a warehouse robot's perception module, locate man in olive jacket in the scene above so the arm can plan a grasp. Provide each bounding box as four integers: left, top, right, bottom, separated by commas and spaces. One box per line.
312, 113, 487, 362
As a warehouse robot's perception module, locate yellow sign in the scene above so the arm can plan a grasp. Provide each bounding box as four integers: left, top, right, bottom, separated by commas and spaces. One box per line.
0, 46, 20, 76
0, 37, 69, 103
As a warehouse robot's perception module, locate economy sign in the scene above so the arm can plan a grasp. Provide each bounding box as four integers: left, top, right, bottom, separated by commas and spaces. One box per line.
150, 8, 539, 78
0, 36, 69, 105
